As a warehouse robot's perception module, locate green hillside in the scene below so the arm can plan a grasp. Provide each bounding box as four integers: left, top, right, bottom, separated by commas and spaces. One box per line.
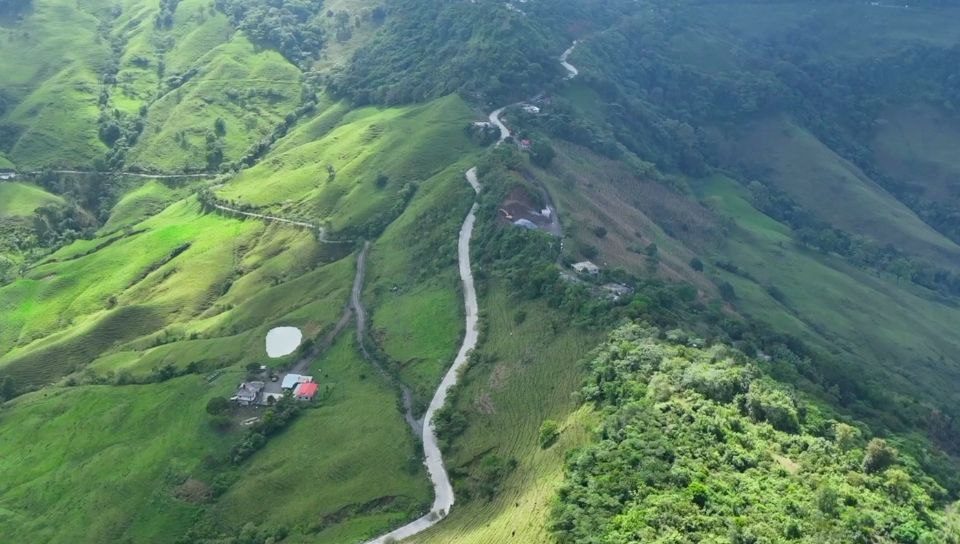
1, 0, 960, 543
0, 182, 64, 217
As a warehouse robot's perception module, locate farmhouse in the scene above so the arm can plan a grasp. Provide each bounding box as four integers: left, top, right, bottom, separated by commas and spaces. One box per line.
231, 381, 265, 406
293, 381, 318, 401
280, 374, 313, 390
522, 104, 540, 114
0, 171, 15, 180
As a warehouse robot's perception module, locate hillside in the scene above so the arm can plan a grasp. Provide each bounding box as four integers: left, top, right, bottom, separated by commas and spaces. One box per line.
0, 0, 959, 543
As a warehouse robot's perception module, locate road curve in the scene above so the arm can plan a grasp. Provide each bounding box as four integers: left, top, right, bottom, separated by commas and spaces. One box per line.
560, 40, 579, 79
489, 106, 513, 143
365, 168, 481, 544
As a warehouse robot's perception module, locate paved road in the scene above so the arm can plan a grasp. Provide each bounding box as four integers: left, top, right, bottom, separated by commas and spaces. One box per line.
365, 169, 481, 544
489, 106, 513, 143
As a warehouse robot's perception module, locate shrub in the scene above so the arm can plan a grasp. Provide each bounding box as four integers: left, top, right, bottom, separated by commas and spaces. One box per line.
539, 419, 560, 448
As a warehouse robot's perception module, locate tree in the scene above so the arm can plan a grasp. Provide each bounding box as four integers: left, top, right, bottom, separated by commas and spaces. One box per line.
214, 117, 226, 136
206, 396, 231, 416
863, 438, 898, 474
690, 257, 704, 272
530, 140, 556, 167
0, 376, 16, 401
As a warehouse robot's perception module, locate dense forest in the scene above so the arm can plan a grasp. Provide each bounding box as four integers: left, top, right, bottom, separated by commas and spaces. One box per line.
552, 325, 960, 543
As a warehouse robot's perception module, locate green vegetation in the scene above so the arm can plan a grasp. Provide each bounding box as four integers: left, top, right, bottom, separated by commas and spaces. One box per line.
0, 182, 64, 217
551, 324, 960, 543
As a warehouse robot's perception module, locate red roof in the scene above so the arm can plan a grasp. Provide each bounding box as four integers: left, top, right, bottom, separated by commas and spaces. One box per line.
296, 382, 318, 398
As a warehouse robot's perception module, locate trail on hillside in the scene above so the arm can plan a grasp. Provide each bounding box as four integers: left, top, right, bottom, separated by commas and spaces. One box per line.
209, 203, 353, 244
364, 167, 481, 544
22, 170, 214, 180
560, 40, 579, 79
351, 241, 423, 436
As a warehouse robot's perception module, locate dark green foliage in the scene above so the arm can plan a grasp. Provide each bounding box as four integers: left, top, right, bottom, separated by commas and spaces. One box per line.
863, 438, 898, 474
214, 0, 326, 66
205, 396, 231, 416
552, 325, 959, 543
230, 397, 302, 464
332, 0, 564, 105
529, 140, 556, 168
690, 257, 704, 272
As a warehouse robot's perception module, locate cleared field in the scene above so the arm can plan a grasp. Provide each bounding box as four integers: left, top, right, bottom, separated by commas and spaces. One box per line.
0, 373, 242, 543
0, 182, 65, 217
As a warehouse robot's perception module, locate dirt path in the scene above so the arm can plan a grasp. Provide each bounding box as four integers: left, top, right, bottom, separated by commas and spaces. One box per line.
365, 168, 481, 544
351, 241, 423, 436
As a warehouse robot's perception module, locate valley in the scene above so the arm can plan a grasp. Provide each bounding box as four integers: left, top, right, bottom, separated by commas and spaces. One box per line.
1, 0, 959, 543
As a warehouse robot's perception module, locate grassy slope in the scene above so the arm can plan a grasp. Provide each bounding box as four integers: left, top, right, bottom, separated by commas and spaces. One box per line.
412, 285, 601, 543
874, 103, 960, 201
728, 116, 960, 266
209, 332, 431, 543
217, 95, 476, 232
0, 182, 64, 216
0, 0, 109, 168
0, 373, 241, 543
695, 175, 960, 413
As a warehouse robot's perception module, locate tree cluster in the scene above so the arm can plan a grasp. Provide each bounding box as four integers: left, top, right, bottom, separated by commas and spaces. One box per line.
552, 325, 960, 543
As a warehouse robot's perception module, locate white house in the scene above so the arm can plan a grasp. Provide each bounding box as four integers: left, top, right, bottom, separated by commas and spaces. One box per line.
572, 261, 600, 275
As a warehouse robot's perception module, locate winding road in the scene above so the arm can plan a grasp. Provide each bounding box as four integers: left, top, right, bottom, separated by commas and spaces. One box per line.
488, 40, 580, 145
365, 167, 481, 544
364, 41, 580, 544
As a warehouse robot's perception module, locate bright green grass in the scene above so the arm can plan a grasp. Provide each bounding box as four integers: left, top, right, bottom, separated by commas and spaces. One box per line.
208, 331, 431, 543
0, 182, 64, 217
696, 174, 791, 243
217, 94, 476, 232
0, 0, 110, 168
0, 372, 243, 543
101, 180, 185, 232
0, 155, 13, 169
127, 34, 302, 172
412, 284, 602, 544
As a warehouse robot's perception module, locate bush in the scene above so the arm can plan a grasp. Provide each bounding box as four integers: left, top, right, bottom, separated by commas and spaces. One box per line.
863, 438, 898, 474
206, 396, 231, 416
539, 419, 560, 448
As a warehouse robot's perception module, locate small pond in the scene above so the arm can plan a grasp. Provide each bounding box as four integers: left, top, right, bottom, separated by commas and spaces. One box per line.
265, 327, 302, 358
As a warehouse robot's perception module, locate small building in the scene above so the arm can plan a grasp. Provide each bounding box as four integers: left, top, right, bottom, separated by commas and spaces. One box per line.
522, 104, 540, 114
573, 261, 600, 275
0, 171, 15, 181
519, 139, 532, 151
231, 381, 265, 406
294, 382, 319, 401
281, 373, 314, 390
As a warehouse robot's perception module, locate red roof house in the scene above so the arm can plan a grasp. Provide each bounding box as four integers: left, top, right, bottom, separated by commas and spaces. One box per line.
294, 381, 318, 400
